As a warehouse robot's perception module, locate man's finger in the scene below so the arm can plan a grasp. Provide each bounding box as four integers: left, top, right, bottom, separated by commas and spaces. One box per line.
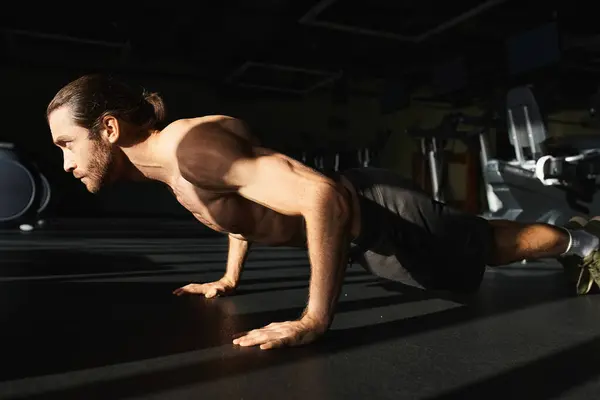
260, 339, 285, 350
235, 330, 274, 347
235, 332, 262, 346
174, 284, 211, 296
173, 287, 191, 296
233, 332, 255, 345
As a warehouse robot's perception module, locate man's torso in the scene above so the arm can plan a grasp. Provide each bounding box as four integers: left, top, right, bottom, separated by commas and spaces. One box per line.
154, 115, 361, 246
157, 116, 310, 246
169, 173, 308, 246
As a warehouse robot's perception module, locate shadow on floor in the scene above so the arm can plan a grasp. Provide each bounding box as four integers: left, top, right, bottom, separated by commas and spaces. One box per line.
425, 332, 600, 400
0, 278, 228, 382
0, 262, 587, 399
0, 249, 369, 382
0, 260, 316, 284
0, 249, 172, 277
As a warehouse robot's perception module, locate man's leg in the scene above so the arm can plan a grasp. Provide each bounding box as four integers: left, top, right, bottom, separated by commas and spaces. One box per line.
486, 217, 600, 266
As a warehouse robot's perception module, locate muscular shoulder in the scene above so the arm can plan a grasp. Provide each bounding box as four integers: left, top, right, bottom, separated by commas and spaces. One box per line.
164, 115, 259, 145
169, 117, 258, 191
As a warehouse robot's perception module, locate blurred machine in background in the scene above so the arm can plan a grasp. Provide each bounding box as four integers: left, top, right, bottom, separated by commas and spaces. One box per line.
0, 142, 52, 231
410, 85, 600, 226
481, 85, 600, 225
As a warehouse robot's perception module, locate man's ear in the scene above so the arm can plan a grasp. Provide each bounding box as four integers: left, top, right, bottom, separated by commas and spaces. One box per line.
101, 115, 120, 144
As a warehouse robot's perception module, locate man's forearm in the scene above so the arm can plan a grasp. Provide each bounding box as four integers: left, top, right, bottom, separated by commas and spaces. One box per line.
302, 190, 351, 328
224, 235, 252, 284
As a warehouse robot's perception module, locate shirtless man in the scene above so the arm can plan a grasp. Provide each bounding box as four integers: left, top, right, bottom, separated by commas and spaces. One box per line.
46, 74, 600, 350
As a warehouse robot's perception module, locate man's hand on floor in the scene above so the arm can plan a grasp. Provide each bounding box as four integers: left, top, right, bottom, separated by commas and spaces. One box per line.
173, 277, 237, 298
233, 315, 329, 350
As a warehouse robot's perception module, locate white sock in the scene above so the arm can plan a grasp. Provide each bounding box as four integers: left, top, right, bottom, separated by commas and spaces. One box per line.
562, 228, 600, 257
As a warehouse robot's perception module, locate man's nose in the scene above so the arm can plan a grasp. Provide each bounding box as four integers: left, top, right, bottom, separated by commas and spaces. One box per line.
63, 158, 75, 173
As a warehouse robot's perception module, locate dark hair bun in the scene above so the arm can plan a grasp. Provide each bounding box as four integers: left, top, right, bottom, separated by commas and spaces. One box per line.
143, 91, 166, 125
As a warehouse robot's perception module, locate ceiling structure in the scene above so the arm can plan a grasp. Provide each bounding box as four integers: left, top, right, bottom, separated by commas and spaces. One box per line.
2, 0, 600, 110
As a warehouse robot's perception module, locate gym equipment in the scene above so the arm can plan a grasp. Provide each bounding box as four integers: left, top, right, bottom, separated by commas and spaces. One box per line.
407, 112, 485, 203
409, 86, 600, 225
482, 86, 600, 225
357, 148, 371, 168
0, 142, 52, 230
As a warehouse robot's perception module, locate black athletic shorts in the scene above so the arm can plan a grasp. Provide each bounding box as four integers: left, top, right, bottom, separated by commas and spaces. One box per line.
340, 167, 494, 293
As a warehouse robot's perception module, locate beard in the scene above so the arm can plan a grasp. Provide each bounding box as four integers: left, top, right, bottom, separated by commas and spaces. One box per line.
84, 140, 115, 194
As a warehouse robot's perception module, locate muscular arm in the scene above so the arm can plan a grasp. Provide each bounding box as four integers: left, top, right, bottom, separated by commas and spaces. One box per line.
176, 121, 352, 329
173, 234, 252, 298
224, 235, 252, 286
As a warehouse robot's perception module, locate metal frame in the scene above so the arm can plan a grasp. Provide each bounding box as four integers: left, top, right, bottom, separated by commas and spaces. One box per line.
225, 61, 342, 94
299, 0, 508, 43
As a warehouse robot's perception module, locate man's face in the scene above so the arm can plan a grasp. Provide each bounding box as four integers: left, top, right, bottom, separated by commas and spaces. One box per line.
48, 107, 116, 193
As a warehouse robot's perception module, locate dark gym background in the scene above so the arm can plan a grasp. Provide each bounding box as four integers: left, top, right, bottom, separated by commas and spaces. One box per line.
4, 1, 598, 221
4, 2, 600, 399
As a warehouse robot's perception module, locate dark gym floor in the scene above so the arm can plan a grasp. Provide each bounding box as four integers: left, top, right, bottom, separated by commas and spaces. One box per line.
2, 219, 600, 400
